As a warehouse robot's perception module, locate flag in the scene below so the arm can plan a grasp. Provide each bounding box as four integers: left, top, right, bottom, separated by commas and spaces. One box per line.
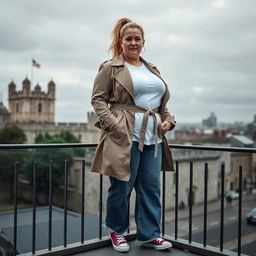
32, 59, 41, 68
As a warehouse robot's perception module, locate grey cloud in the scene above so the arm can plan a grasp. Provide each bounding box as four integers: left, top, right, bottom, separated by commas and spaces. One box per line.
0, 0, 255, 124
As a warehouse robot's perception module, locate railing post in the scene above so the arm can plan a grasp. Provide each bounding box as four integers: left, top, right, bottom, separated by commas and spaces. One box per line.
99, 174, 103, 239
238, 165, 243, 255
81, 160, 85, 243
48, 160, 53, 251
64, 160, 68, 247
220, 163, 225, 252
162, 170, 166, 236
13, 162, 19, 256
203, 163, 208, 247
32, 161, 37, 254
175, 161, 179, 240
127, 200, 130, 234
189, 161, 193, 243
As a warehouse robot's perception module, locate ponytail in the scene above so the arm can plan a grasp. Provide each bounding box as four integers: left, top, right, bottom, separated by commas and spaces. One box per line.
109, 18, 132, 58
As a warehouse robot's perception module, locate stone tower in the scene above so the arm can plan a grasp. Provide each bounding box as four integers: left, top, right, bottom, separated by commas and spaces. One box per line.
0, 101, 10, 128
8, 78, 56, 123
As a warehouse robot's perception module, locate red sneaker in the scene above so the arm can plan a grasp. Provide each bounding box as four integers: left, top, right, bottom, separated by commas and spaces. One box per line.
109, 231, 129, 252
142, 238, 172, 250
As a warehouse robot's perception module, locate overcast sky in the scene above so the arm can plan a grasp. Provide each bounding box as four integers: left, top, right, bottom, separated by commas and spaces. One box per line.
0, 0, 255, 124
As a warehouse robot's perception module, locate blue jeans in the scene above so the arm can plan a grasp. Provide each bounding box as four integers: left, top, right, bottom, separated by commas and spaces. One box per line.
105, 141, 162, 242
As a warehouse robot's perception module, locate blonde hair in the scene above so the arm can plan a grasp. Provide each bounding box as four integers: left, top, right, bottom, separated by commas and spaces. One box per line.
109, 18, 145, 58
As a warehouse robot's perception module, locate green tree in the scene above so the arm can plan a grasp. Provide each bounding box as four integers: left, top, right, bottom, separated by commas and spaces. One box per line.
0, 125, 27, 199
24, 130, 84, 194
0, 125, 26, 144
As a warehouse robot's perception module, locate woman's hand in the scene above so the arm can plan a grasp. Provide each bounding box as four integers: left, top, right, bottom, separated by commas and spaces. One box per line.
161, 121, 173, 131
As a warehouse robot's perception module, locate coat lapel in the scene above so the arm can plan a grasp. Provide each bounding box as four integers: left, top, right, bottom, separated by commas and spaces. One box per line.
110, 54, 170, 107
111, 55, 135, 101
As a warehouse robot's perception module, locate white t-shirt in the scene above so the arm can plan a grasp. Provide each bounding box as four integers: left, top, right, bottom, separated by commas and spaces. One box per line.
125, 62, 166, 145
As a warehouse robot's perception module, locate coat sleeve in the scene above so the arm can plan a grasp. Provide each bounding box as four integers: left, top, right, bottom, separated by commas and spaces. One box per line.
164, 107, 176, 130
91, 64, 116, 130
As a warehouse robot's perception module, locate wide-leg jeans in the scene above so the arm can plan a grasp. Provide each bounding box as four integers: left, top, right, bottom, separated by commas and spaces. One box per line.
105, 141, 162, 242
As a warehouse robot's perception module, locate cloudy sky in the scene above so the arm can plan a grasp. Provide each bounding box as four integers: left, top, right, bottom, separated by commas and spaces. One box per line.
0, 0, 255, 124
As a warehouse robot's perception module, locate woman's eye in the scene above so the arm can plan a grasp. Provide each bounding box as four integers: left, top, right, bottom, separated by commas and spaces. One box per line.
124, 37, 142, 42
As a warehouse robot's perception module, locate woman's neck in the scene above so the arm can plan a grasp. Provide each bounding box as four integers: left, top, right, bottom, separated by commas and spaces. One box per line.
124, 56, 142, 67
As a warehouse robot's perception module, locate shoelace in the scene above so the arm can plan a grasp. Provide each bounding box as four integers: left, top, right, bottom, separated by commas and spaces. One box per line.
115, 234, 127, 244
155, 238, 164, 242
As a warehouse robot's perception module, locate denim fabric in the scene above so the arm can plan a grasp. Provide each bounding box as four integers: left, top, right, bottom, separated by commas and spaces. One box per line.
105, 141, 162, 241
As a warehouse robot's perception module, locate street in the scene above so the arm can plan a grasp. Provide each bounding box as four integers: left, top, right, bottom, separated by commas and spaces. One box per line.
165, 195, 256, 255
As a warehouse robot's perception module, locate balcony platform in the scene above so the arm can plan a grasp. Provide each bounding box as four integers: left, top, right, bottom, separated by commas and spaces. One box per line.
74, 240, 197, 256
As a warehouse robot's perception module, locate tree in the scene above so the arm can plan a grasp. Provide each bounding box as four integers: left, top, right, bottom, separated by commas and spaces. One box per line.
0, 125, 27, 199
0, 125, 26, 144
24, 131, 84, 194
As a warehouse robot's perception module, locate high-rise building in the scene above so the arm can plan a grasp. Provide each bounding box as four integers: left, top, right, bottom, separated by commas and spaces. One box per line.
202, 112, 217, 127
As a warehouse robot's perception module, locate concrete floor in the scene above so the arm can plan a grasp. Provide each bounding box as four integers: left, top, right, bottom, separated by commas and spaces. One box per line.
73, 240, 197, 256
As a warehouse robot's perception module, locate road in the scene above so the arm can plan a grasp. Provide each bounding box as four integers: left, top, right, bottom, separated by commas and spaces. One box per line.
165, 195, 256, 255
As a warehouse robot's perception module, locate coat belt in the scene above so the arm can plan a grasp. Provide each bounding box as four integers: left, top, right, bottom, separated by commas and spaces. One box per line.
111, 103, 160, 158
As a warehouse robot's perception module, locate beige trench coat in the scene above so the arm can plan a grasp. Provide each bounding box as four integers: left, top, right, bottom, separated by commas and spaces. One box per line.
90, 54, 176, 181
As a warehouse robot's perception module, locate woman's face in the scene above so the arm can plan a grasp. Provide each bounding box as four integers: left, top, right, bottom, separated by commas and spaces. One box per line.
120, 28, 145, 60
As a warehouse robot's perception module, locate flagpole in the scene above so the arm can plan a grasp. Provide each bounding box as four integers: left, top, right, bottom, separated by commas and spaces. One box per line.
31, 56, 34, 87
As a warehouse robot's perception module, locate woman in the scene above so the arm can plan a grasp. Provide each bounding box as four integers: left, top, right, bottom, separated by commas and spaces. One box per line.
91, 18, 176, 252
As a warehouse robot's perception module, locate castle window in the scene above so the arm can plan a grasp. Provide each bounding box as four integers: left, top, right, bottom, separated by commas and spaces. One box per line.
38, 103, 42, 113
16, 104, 19, 113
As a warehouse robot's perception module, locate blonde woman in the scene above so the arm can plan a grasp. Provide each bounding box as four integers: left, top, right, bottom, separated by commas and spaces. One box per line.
91, 18, 176, 252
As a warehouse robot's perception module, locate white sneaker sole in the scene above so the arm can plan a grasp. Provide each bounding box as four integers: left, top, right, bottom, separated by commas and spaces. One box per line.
113, 244, 130, 252
142, 242, 172, 250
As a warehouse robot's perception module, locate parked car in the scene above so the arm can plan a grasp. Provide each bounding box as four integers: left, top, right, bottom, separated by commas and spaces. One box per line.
246, 208, 256, 224
226, 191, 239, 200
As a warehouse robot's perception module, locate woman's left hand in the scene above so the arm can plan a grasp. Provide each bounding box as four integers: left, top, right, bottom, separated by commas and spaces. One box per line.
161, 121, 172, 131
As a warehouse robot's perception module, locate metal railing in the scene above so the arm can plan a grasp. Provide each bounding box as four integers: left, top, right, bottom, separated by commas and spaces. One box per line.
0, 143, 255, 256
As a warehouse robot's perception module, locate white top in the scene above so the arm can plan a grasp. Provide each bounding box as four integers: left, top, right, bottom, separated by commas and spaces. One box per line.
125, 62, 166, 145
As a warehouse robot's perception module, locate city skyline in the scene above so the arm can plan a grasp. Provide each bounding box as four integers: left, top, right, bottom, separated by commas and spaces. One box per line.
0, 0, 255, 124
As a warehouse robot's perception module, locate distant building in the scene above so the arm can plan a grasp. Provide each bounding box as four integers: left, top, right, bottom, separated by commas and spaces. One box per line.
202, 112, 217, 128
230, 135, 255, 192
247, 115, 256, 139
8, 78, 55, 123
0, 101, 10, 129
0, 78, 99, 143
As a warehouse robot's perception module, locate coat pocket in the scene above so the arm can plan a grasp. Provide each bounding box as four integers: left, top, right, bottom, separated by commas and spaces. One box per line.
107, 114, 126, 140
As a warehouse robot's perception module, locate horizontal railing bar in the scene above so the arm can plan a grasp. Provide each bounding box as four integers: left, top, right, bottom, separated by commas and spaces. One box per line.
0, 143, 255, 153
0, 143, 98, 149
170, 144, 256, 153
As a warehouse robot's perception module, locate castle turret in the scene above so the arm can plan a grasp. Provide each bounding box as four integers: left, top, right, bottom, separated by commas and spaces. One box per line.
8, 81, 16, 97
22, 77, 30, 96
34, 84, 41, 94
47, 80, 55, 97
